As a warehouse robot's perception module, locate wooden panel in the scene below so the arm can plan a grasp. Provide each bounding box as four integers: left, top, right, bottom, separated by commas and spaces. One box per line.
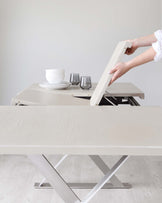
90, 41, 132, 106
0, 106, 162, 155
11, 93, 89, 106
104, 83, 144, 99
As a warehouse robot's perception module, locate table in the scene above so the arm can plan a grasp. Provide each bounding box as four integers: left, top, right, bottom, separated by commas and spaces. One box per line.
8, 82, 148, 203
1, 105, 162, 203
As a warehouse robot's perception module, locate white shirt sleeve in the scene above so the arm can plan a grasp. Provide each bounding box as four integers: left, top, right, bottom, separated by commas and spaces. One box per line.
152, 30, 162, 62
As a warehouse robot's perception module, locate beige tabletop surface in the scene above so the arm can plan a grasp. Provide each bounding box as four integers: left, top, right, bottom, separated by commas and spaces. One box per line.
0, 106, 162, 155
12, 83, 144, 106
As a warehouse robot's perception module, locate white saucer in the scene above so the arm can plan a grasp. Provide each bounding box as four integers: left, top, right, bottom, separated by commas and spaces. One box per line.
39, 81, 71, 90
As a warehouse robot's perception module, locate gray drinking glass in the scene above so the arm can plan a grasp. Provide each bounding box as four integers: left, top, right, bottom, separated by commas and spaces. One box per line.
80, 76, 92, 90
70, 73, 80, 85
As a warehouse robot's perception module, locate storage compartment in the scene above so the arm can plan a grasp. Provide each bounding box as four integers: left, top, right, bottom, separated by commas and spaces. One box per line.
74, 96, 140, 106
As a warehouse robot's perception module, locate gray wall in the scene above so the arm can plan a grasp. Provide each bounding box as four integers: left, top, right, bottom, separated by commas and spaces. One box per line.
0, 0, 161, 105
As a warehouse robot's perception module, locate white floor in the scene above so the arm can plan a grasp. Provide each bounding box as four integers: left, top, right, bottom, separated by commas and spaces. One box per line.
0, 155, 162, 203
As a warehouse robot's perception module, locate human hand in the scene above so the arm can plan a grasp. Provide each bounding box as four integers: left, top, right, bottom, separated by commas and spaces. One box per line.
109, 62, 130, 85
125, 39, 138, 55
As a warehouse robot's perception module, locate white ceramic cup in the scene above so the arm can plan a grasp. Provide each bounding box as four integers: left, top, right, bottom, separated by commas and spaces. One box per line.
45, 69, 65, 84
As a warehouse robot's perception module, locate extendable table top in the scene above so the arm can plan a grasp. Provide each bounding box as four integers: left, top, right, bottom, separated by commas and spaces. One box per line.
12, 82, 144, 106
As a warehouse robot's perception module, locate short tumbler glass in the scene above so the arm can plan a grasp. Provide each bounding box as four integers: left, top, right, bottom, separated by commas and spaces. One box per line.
80, 76, 92, 90
70, 73, 80, 85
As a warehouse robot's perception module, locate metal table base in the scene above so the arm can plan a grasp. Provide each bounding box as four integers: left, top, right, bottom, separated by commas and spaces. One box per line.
29, 155, 130, 203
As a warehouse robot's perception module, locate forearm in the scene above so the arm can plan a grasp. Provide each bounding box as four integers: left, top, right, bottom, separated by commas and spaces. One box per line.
126, 47, 156, 70
132, 34, 157, 48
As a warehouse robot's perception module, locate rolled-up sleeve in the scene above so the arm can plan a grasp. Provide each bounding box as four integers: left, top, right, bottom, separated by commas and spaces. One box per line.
152, 30, 162, 62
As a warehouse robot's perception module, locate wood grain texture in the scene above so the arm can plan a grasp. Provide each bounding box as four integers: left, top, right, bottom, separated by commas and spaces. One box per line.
11, 83, 144, 106
90, 41, 132, 106
0, 106, 162, 155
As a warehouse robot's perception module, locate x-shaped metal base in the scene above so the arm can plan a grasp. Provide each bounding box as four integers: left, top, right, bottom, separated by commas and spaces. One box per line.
28, 155, 130, 203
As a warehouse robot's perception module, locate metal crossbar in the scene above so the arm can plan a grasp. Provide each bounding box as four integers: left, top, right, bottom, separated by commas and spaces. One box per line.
38, 154, 68, 187
89, 155, 124, 187
29, 155, 130, 203
28, 155, 81, 203
81, 156, 129, 203
34, 155, 130, 190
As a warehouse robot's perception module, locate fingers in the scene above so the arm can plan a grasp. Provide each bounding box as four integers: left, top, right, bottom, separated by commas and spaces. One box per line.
111, 72, 118, 83
109, 63, 119, 74
109, 72, 119, 86
109, 63, 120, 85
109, 69, 116, 74
109, 67, 118, 85
109, 80, 112, 86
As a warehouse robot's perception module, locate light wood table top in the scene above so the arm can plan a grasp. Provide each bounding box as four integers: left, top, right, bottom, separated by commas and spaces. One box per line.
0, 106, 162, 155
12, 83, 144, 106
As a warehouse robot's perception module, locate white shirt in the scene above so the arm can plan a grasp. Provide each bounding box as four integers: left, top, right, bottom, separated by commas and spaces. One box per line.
152, 30, 162, 62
